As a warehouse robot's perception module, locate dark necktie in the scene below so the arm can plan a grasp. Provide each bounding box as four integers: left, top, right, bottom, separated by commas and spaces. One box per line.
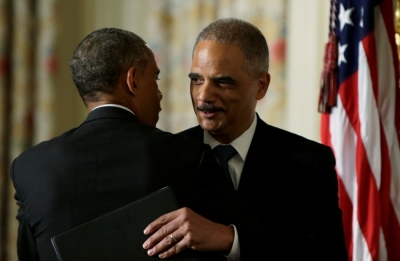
213, 145, 237, 185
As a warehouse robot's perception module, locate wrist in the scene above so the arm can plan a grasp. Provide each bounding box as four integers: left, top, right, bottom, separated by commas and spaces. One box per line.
218, 224, 234, 252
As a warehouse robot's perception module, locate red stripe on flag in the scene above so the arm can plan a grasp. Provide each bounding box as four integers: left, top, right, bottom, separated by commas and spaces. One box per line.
320, 113, 331, 146
361, 34, 379, 104
338, 175, 354, 261
339, 72, 381, 260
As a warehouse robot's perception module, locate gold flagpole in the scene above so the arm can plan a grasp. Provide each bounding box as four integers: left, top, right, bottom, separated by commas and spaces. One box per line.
396, 0, 400, 60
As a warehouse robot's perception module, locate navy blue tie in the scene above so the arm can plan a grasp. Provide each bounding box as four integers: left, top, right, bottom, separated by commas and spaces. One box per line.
213, 145, 237, 185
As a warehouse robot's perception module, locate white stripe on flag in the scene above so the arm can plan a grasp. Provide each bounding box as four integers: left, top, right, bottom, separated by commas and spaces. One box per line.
330, 98, 357, 204
353, 219, 373, 261
358, 40, 381, 187
380, 229, 388, 261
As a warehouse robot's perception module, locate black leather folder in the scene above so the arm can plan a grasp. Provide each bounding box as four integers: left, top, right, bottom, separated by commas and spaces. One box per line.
51, 186, 203, 261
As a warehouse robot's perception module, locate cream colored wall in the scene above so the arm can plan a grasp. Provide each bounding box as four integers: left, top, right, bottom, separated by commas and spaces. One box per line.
51, 0, 86, 136
57, 0, 330, 142
285, 0, 330, 142
54, 0, 149, 137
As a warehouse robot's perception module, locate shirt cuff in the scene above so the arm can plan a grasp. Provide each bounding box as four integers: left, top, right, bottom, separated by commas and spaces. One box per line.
226, 224, 240, 261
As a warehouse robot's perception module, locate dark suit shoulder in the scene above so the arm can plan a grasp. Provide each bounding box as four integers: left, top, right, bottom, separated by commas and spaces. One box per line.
255, 119, 335, 167
13, 126, 79, 163
178, 125, 202, 139
244, 118, 346, 260
140, 124, 207, 155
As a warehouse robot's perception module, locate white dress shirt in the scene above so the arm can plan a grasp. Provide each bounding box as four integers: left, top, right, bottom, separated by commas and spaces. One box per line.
92, 104, 135, 115
204, 114, 257, 190
203, 114, 257, 261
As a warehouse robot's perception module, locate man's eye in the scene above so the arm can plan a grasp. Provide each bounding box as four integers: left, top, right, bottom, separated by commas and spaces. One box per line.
156, 77, 160, 81
217, 80, 233, 87
190, 78, 203, 85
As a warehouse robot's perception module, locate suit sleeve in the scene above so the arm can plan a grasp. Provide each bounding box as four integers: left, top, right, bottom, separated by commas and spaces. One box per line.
10, 160, 41, 261
296, 145, 348, 260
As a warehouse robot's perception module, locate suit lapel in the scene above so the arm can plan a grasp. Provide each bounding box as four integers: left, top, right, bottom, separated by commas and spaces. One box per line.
238, 116, 275, 193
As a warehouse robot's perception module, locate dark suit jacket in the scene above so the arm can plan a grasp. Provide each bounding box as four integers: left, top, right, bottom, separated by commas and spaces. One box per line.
10, 107, 264, 261
179, 115, 348, 260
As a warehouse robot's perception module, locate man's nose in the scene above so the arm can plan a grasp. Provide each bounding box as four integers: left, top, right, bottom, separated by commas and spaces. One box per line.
197, 81, 215, 103
158, 90, 163, 101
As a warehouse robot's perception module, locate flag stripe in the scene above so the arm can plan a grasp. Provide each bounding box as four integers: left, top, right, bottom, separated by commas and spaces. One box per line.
360, 33, 379, 107
321, 112, 355, 259
339, 175, 355, 260
358, 37, 382, 260
378, 121, 400, 261
328, 96, 358, 260
379, 229, 388, 261
360, 35, 381, 188
339, 70, 381, 259
320, 111, 331, 146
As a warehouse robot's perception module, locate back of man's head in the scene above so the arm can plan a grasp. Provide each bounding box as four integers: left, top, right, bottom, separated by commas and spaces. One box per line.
70, 28, 150, 103
193, 18, 269, 77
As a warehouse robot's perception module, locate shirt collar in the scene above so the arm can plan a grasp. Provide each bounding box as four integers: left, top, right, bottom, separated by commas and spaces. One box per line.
92, 104, 135, 116
204, 114, 257, 161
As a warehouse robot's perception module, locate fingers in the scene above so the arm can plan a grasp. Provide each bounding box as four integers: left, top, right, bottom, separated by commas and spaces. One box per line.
143, 208, 186, 250
143, 207, 233, 258
146, 233, 187, 259
169, 234, 178, 243
144, 211, 175, 235
157, 235, 188, 259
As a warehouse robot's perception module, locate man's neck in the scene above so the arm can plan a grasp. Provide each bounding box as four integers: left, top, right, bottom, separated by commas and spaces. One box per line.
208, 132, 236, 144
207, 114, 257, 144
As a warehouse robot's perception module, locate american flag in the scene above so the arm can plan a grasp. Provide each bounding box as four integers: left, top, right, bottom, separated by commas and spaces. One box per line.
319, 0, 400, 260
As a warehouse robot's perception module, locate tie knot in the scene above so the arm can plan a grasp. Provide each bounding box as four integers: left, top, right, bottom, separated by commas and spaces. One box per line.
213, 145, 237, 163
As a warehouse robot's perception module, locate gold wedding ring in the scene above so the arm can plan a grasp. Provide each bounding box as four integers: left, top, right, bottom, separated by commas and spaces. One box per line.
169, 234, 178, 243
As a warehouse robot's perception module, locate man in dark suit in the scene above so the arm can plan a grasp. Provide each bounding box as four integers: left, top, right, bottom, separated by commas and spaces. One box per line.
10, 28, 264, 261
146, 18, 348, 260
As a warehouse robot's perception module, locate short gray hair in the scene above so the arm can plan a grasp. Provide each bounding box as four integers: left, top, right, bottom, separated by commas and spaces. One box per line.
70, 28, 150, 102
193, 18, 269, 77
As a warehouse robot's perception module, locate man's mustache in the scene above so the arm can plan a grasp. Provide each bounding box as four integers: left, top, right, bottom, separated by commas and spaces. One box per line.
197, 103, 225, 113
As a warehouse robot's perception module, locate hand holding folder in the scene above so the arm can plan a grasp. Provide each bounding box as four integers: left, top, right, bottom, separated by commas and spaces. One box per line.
143, 207, 235, 258
51, 187, 203, 261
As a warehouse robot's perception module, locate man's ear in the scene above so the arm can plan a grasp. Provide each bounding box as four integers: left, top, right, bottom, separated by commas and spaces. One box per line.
126, 67, 138, 95
255, 72, 270, 100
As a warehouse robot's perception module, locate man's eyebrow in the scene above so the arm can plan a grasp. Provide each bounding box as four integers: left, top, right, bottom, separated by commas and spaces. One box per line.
211, 75, 238, 84
188, 72, 201, 78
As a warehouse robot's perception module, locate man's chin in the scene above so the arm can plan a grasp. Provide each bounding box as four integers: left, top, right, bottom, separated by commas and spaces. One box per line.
198, 120, 220, 133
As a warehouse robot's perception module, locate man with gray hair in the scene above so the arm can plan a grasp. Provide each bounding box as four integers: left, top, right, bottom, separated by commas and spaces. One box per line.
145, 18, 348, 260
